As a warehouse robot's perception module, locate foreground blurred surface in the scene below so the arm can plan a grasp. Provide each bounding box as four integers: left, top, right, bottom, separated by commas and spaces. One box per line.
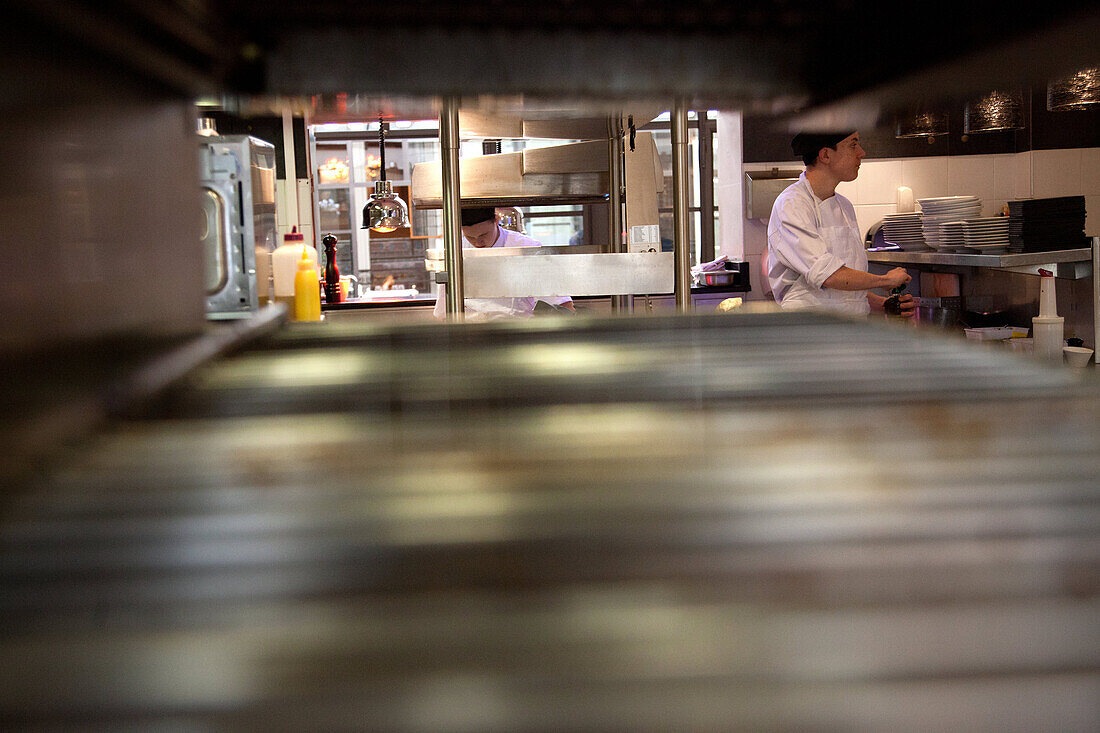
1, 311, 1098, 730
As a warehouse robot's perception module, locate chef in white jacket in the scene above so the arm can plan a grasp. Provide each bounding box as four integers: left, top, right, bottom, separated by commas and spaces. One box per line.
433, 207, 575, 320
766, 131, 914, 318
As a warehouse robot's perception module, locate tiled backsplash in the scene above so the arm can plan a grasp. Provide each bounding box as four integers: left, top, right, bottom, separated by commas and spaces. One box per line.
737, 147, 1100, 300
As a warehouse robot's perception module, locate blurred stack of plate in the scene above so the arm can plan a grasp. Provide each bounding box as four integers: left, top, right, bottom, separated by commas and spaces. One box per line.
880, 212, 928, 250
958, 217, 1010, 253
936, 220, 966, 250
919, 196, 982, 250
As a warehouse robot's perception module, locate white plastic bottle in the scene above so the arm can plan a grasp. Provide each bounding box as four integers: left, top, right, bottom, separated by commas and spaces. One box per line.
271, 226, 319, 311
1032, 269, 1064, 362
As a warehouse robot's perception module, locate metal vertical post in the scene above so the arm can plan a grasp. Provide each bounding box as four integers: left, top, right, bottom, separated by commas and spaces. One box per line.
1093, 236, 1099, 352
608, 114, 630, 314
671, 101, 692, 311
696, 110, 716, 264
440, 98, 464, 319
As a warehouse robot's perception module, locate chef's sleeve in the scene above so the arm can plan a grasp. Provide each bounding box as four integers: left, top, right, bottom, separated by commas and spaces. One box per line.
767, 200, 845, 289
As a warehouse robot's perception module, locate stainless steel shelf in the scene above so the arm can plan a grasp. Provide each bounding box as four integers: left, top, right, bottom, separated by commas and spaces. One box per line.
867, 248, 1092, 278
4, 312, 1100, 730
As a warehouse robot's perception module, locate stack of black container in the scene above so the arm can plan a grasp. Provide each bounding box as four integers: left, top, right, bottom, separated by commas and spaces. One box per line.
1006, 196, 1088, 253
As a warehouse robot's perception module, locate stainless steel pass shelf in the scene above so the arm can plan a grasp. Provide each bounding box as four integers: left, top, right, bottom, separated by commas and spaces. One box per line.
867, 248, 1092, 278
4, 311, 1100, 730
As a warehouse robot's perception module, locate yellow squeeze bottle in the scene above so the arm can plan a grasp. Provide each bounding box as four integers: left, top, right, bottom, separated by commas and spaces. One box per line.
293, 247, 322, 321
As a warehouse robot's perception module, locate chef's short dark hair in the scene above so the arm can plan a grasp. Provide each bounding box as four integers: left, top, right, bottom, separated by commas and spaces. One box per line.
791, 131, 855, 166
461, 207, 497, 227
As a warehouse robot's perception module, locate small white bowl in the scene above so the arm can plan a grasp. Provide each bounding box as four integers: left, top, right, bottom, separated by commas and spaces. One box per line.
1063, 346, 1094, 368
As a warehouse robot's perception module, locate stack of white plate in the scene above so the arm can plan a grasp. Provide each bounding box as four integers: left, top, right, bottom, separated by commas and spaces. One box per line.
919, 196, 982, 250
936, 220, 967, 250
958, 217, 1010, 253
880, 212, 928, 250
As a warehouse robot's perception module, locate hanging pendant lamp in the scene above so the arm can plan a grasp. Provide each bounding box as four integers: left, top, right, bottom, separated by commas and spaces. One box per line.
1047, 67, 1100, 111
964, 91, 1024, 134
495, 206, 525, 234
362, 116, 409, 234
895, 110, 949, 140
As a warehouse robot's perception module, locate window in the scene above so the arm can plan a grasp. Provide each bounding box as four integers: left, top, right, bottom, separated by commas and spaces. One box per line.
311, 127, 434, 295
644, 111, 719, 267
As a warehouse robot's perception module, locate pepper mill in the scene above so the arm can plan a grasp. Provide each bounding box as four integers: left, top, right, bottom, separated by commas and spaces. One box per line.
322, 233, 342, 304
884, 284, 907, 317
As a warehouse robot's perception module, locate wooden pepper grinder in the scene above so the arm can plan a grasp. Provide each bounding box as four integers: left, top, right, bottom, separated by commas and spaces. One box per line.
322, 233, 342, 304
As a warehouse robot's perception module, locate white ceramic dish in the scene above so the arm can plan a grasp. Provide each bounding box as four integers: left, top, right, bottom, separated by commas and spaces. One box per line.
919, 195, 980, 204
1064, 346, 1094, 368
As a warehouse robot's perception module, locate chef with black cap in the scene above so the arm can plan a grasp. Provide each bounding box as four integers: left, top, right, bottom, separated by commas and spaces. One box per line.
766, 131, 915, 317
433, 206, 575, 320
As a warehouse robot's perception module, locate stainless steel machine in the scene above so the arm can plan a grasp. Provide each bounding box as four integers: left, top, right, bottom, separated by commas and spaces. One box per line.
199, 134, 278, 318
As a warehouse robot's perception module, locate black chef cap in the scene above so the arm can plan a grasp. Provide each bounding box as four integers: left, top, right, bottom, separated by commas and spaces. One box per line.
460, 207, 497, 227
791, 131, 855, 165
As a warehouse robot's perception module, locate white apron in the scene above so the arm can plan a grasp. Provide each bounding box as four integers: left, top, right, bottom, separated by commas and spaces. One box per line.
778, 178, 869, 317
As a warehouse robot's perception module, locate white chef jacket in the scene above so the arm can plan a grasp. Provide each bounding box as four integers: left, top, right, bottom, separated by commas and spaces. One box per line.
766, 172, 870, 317
433, 226, 573, 320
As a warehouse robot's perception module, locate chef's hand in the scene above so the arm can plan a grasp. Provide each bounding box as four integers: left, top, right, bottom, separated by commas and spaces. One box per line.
881, 267, 912, 290
896, 293, 917, 318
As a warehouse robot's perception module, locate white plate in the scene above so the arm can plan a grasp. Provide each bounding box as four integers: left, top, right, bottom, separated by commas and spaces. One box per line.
921, 208, 983, 217
920, 204, 980, 211
924, 210, 985, 217
922, 195, 981, 200
919, 195, 980, 202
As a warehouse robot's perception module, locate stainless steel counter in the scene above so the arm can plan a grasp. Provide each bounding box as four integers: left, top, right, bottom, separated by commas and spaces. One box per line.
2, 311, 1098, 730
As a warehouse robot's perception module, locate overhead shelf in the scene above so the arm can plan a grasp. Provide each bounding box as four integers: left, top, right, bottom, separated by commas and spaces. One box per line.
410, 133, 662, 213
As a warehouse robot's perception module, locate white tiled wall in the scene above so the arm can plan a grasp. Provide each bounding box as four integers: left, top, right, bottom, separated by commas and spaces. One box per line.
1031, 148, 1082, 198
947, 156, 996, 210
1032, 147, 1100, 235
1012, 151, 1032, 199
898, 157, 949, 203
739, 147, 1100, 299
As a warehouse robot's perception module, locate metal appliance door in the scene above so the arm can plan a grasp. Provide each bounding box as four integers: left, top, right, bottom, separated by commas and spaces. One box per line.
200, 186, 229, 296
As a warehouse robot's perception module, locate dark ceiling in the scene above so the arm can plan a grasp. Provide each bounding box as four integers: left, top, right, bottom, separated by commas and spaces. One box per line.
5, 0, 1099, 119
